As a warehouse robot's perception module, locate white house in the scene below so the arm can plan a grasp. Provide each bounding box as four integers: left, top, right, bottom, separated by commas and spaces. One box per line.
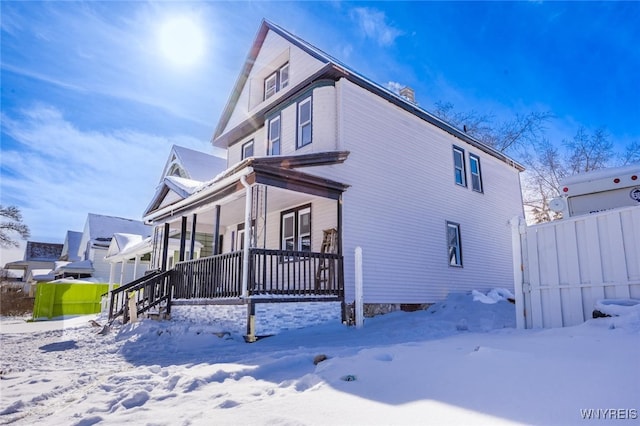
111, 20, 524, 337
4, 241, 63, 295
72, 213, 152, 282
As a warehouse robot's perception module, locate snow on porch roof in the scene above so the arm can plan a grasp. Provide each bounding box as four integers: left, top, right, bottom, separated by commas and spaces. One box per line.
144, 151, 350, 223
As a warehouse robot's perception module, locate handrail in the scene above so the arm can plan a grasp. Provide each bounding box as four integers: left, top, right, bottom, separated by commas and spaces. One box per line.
108, 270, 172, 323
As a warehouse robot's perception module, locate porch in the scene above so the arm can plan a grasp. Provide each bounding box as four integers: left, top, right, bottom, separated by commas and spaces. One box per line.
109, 152, 349, 339
108, 246, 343, 317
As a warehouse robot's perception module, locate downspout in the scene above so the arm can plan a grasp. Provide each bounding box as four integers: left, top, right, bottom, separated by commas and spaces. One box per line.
240, 175, 252, 298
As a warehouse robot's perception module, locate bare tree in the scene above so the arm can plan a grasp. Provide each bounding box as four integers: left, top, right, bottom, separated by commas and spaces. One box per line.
566, 127, 613, 174
523, 127, 616, 223
0, 205, 30, 248
433, 101, 552, 154
620, 140, 640, 165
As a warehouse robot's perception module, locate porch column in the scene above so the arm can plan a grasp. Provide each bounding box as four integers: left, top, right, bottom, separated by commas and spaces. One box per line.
108, 262, 116, 293
240, 176, 253, 298
189, 214, 197, 260
133, 255, 140, 280
119, 261, 126, 285
337, 194, 343, 257
213, 205, 221, 255
161, 223, 170, 271
179, 216, 187, 262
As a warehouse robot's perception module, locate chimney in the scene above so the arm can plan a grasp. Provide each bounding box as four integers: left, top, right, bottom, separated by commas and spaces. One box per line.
399, 86, 415, 103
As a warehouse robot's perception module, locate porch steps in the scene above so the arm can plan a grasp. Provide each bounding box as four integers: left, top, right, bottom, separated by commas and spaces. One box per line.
315, 229, 337, 290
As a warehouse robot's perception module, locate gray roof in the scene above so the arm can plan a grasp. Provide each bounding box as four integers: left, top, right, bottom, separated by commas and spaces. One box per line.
24, 241, 63, 262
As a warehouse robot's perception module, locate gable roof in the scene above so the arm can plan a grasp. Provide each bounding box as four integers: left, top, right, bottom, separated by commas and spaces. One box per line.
213, 19, 524, 171
78, 213, 152, 258
24, 241, 63, 262
160, 145, 227, 183
145, 146, 228, 219
60, 230, 83, 262
85, 213, 151, 241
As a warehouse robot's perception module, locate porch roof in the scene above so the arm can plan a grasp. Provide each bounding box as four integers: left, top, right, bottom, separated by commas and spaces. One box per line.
143, 151, 350, 223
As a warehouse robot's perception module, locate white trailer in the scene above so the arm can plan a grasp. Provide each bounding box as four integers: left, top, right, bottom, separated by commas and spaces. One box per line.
550, 164, 640, 218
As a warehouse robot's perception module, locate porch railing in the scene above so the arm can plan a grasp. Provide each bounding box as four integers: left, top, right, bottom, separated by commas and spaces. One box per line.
249, 248, 343, 296
108, 270, 172, 323
111, 249, 344, 323
172, 248, 343, 300
173, 251, 244, 299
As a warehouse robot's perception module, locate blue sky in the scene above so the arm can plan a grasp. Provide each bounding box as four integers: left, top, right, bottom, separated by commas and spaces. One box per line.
1, 1, 639, 251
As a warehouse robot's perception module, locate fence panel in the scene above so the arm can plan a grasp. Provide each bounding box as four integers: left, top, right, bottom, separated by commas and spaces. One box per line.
515, 206, 640, 328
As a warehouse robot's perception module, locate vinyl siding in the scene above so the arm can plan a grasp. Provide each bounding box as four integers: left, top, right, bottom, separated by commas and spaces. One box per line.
223, 30, 327, 136
227, 85, 336, 163
221, 196, 337, 253
324, 79, 523, 304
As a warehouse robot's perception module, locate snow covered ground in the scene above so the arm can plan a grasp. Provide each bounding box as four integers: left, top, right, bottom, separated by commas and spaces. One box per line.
1, 290, 638, 425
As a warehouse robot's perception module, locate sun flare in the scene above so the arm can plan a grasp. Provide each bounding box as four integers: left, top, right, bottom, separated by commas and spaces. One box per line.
158, 16, 205, 67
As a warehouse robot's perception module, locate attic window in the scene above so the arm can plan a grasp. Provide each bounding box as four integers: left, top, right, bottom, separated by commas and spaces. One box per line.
264, 63, 289, 100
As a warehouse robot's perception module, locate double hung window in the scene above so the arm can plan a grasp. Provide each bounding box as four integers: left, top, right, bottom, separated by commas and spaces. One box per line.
297, 96, 312, 148
242, 140, 254, 160
447, 221, 462, 267
264, 63, 290, 100
268, 116, 281, 155
453, 147, 466, 187
281, 205, 311, 252
469, 154, 483, 193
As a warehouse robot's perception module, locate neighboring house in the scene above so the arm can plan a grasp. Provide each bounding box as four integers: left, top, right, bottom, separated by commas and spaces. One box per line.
59, 230, 83, 262
104, 146, 224, 287
104, 233, 202, 287
112, 20, 524, 338
4, 241, 63, 295
70, 213, 152, 282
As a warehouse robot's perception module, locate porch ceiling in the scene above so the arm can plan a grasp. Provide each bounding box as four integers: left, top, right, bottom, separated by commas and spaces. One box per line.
182, 186, 323, 231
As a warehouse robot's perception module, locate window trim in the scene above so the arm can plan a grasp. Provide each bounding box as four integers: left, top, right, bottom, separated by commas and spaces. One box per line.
446, 221, 463, 267
453, 146, 467, 187
241, 140, 254, 160
279, 63, 289, 90
280, 204, 312, 253
264, 72, 277, 100
268, 115, 281, 156
469, 153, 483, 193
264, 62, 290, 101
296, 96, 313, 149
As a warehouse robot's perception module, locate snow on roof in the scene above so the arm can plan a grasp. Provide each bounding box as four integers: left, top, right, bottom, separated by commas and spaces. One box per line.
165, 175, 203, 197
55, 259, 94, 274
24, 241, 63, 262
61, 230, 83, 262
29, 269, 55, 282
106, 233, 146, 259
86, 213, 151, 241
165, 145, 227, 183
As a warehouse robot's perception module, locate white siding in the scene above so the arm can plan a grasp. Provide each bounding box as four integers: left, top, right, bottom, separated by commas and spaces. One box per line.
91, 247, 149, 283
227, 127, 266, 166
227, 85, 337, 163
324, 79, 523, 304
223, 30, 327, 136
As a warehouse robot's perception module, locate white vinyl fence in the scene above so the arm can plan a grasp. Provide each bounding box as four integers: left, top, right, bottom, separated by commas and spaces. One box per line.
511, 206, 640, 329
